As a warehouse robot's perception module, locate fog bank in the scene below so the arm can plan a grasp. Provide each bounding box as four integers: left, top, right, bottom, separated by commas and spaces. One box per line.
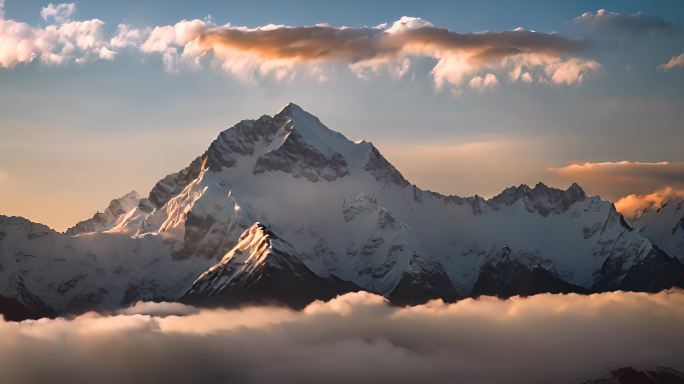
1, 290, 683, 384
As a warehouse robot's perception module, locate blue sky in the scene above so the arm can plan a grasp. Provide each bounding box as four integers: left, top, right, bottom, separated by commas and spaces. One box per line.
6, 1, 684, 32
0, 0, 683, 230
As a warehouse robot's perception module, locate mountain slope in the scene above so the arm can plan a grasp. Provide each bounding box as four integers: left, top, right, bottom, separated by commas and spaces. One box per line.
182, 223, 360, 308
388, 252, 460, 305
470, 246, 589, 298
625, 199, 684, 263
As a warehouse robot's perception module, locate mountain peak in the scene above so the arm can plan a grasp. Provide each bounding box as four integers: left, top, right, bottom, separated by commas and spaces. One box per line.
567, 182, 585, 196
275, 102, 317, 124
65, 190, 142, 235
278, 102, 305, 114
274, 103, 358, 151
273, 103, 348, 150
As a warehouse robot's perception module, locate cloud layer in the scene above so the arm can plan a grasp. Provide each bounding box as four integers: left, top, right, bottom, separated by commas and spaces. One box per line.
1, 290, 683, 384
0, 3, 601, 89
547, 161, 684, 200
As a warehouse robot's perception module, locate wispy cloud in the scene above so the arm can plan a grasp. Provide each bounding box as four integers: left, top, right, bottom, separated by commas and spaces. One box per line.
1, 291, 683, 383
40, 2, 76, 24
547, 161, 684, 200
660, 53, 684, 71
575, 9, 679, 36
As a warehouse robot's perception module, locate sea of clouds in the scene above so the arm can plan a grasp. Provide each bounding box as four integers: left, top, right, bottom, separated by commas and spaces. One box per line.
1, 290, 683, 384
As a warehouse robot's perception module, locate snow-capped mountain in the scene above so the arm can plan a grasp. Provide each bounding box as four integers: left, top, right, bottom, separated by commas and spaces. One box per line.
0, 103, 682, 318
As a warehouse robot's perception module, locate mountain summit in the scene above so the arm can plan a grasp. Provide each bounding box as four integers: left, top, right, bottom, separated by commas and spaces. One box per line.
0, 104, 682, 318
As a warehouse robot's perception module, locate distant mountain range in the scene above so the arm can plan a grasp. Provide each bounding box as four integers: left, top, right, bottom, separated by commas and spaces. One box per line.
1, 103, 682, 319
582, 366, 684, 384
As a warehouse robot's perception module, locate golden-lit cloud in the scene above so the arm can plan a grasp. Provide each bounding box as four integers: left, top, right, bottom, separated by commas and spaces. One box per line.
660, 53, 684, 71
615, 187, 684, 219
0, 290, 683, 383
134, 16, 599, 88
547, 161, 684, 200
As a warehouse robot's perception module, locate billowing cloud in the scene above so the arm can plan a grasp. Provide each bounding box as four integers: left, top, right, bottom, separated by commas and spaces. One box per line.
110, 23, 149, 49
660, 53, 684, 70
1, 291, 683, 383
547, 161, 684, 200
575, 9, 678, 36
0, 5, 599, 88
615, 187, 684, 219
138, 16, 598, 87
0, 2, 114, 67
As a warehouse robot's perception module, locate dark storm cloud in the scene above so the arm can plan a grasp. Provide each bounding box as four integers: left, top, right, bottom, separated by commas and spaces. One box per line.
1, 291, 683, 384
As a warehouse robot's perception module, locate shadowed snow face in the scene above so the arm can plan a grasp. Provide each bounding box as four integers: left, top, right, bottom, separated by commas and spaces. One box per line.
1, 290, 683, 384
